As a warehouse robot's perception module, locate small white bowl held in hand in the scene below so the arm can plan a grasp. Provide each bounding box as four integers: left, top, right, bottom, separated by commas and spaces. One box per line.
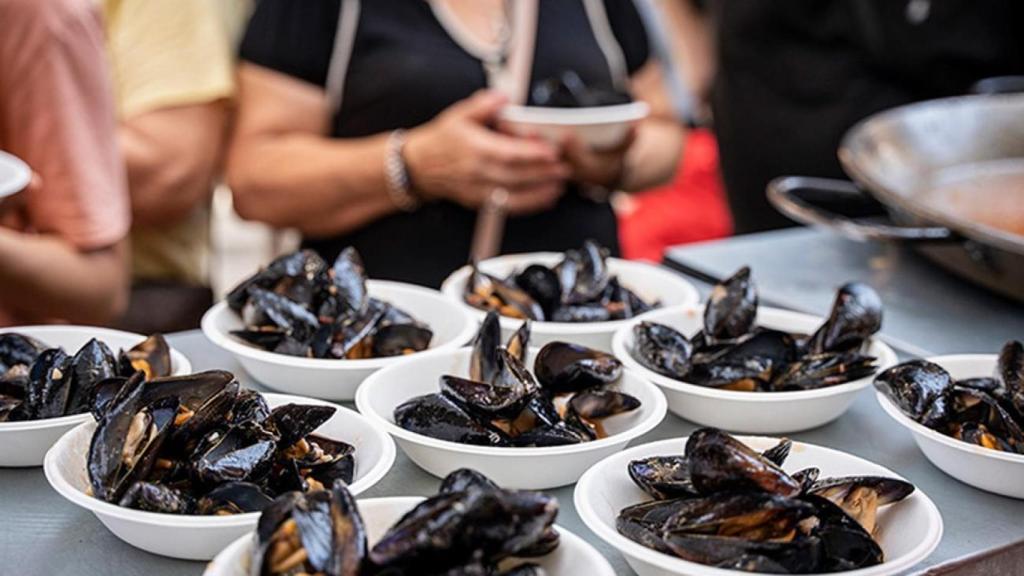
43, 392, 396, 560
202, 280, 478, 401
356, 347, 667, 490
499, 101, 650, 151
204, 496, 616, 576
441, 253, 700, 353
612, 306, 899, 434
0, 150, 31, 200
576, 436, 943, 576
876, 354, 1024, 499
0, 326, 191, 467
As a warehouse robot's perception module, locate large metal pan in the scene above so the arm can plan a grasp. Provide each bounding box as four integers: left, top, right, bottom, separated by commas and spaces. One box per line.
768, 92, 1024, 302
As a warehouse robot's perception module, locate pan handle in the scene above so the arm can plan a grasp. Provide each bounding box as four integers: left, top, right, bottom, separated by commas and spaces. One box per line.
766, 176, 954, 242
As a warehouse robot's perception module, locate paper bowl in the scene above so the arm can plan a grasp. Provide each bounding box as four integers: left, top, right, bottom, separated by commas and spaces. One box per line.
355, 346, 667, 489
441, 252, 699, 352
204, 496, 615, 576
0, 150, 31, 200
876, 353, 1024, 499
43, 392, 396, 560
201, 280, 478, 401
0, 326, 191, 467
612, 306, 899, 434
575, 436, 943, 576
500, 101, 649, 150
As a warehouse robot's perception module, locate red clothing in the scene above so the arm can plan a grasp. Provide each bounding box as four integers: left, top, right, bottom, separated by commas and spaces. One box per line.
0, 0, 129, 322
619, 129, 732, 262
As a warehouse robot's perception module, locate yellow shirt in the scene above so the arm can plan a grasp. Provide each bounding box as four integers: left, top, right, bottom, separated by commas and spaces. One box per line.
102, 0, 244, 284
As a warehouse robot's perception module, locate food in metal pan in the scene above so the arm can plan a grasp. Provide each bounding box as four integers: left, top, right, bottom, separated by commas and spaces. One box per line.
251, 468, 558, 575
0, 333, 171, 422
630, 267, 882, 391
395, 311, 641, 447
875, 340, 1024, 454
226, 248, 433, 359
618, 428, 914, 573
464, 240, 657, 323
85, 369, 354, 515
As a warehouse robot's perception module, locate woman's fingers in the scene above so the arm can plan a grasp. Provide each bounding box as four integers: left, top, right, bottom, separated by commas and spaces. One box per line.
451, 90, 509, 123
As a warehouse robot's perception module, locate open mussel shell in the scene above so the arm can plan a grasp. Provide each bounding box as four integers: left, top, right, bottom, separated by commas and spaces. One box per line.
631, 321, 692, 380
121, 333, 173, 380
515, 264, 562, 319
686, 428, 802, 497
22, 348, 73, 420
441, 374, 535, 420
192, 422, 279, 486
196, 481, 274, 515
703, 266, 757, 340
874, 359, 953, 426
807, 282, 883, 355
567, 389, 640, 420
395, 393, 509, 446
270, 403, 337, 448
118, 481, 195, 514
533, 342, 623, 394
627, 456, 697, 500
66, 338, 117, 414
0, 332, 47, 372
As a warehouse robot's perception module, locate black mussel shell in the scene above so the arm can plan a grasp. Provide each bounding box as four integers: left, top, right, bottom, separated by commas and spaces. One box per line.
66, 339, 117, 414
703, 267, 757, 340
792, 467, 821, 493
230, 388, 272, 426
196, 481, 273, 515
514, 264, 562, 318
122, 333, 173, 380
686, 428, 802, 497
632, 321, 692, 380
509, 422, 589, 447
810, 475, 915, 508
550, 305, 611, 323
330, 246, 369, 315
567, 389, 640, 420
191, 422, 278, 485
506, 321, 531, 367
761, 438, 792, 467
369, 488, 557, 571
533, 342, 622, 394
0, 332, 47, 372
627, 456, 697, 500
873, 360, 953, 427
803, 494, 884, 571
771, 352, 877, 391
24, 348, 73, 419
118, 481, 195, 514
661, 532, 822, 573
395, 394, 509, 446
807, 282, 882, 354
372, 322, 432, 358
439, 468, 499, 495
271, 403, 337, 448
470, 311, 503, 384
441, 374, 535, 420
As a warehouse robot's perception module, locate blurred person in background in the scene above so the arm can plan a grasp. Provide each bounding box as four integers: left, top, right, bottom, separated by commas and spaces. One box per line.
0, 0, 130, 325
227, 0, 682, 288
689, 0, 1024, 234
102, 0, 244, 333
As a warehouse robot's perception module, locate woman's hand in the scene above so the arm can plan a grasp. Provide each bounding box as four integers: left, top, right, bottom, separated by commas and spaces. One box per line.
561, 128, 636, 190
404, 90, 571, 215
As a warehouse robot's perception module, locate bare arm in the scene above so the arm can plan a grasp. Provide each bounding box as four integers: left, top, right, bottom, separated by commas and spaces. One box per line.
227, 64, 569, 238
225, 64, 399, 237
0, 228, 129, 324
121, 101, 228, 227
621, 59, 685, 191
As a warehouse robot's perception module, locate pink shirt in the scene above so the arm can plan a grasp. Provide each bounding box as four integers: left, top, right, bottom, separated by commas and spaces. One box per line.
0, 0, 130, 323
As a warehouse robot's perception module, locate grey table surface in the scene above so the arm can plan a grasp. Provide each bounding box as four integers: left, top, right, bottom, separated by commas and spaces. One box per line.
4, 227, 1024, 575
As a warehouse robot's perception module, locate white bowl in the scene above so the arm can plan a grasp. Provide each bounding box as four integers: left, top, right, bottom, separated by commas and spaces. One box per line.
441, 252, 700, 353
576, 436, 943, 576
204, 496, 615, 576
356, 346, 667, 489
43, 392, 396, 560
876, 353, 1024, 499
0, 150, 31, 199
612, 306, 899, 434
500, 101, 649, 151
0, 326, 191, 467
201, 280, 478, 401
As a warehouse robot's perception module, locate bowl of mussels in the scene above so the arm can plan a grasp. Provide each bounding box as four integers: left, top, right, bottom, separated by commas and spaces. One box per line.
441, 240, 700, 352
576, 428, 943, 576
205, 468, 615, 576
875, 341, 1024, 498
43, 369, 396, 560
500, 71, 650, 151
0, 327, 189, 466
612, 268, 898, 434
356, 311, 667, 489
202, 247, 478, 401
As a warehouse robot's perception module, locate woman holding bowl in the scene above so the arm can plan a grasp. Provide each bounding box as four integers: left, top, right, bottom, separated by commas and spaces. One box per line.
228, 0, 682, 287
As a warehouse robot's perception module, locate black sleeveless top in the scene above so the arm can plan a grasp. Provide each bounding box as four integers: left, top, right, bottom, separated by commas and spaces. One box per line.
240, 0, 650, 287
